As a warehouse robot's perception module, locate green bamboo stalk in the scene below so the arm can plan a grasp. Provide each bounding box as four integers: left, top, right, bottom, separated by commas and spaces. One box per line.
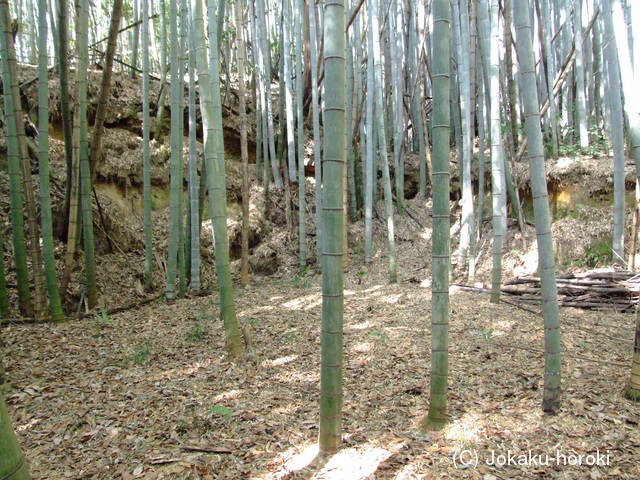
191, 0, 243, 358
0, 396, 31, 479
369, 0, 397, 284
166, 0, 182, 301
0, 8, 32, 316
142, 0, 153, 291
308, 0, 323, 267
364, 25, 374, 264
423, 0, 451, 432
488, 0, 505, 303
178, 0, 188, 296
58, 0, 74, 233
513, 0, 562, 414
295, 0, 306, 272
187, 11, 200, 290
234, 0, 249, 286
601, 0, 626, 262
1, 0, 48, 320
255, 0, 282, 189
78, 0, 97, 309
390, 0, 404, 215
38, 0, 65, 320
131, 0, 140, 76
155, 0, 168, 140
283, 1, 297, 184
609, 0, 640, 402
319, 0, 345, 453
574, 0, 588, 148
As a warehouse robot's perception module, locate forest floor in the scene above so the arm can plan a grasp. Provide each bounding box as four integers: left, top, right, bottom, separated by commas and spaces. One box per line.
3, 193, 640, 479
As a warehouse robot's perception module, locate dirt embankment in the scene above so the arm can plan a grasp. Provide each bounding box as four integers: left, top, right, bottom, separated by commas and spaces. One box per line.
1, 64, 636, 310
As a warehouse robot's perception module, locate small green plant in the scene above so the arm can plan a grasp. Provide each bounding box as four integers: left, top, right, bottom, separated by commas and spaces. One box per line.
133, 341, 152, 364
578, 241, 612, 268
292, 270, 311, 289
510, 249, 524, 261
283, 326, 298, 342
94, 307, 112, 328
478, 327, 495, 343
206, 405, 233, 421
247, 317, 259, 327
569, 204, 585, 220
371, 329, 389, 343
196, 309, 214, 322
186, 323, 207, 342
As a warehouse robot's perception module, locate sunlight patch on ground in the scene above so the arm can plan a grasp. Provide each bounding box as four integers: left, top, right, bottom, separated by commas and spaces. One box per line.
282, 442, 319, 473
214, 389, 242, 401
317, 444, 396, 479
260, 441, 319, 480
420, 228, 433, 240
493, 319, 514, 335
350, 320, 374, 330
350, 342, 373, 353
153, 359, 213, 381
513, 241, 540, 277
17, 418, 40, 433
262, 355, 298, 367
420, 278, 431, 288
557, 156, 575, 168
282, 293, 322, 311
444, 412, 483, 444
386, 325, 414, 333
360, 285, 384, 294
274, 370, 319, 384
382, 293, 405, 304
262, 439, 404, 480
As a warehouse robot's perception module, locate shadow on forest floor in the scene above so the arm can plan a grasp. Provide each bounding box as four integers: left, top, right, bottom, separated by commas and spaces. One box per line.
4, 245, 640, 478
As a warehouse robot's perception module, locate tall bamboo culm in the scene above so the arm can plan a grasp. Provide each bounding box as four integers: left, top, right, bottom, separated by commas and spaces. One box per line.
513, 0, 562, 414
38, 0, 65, 320
423, 0, 451, 432
319, 0, 346, 454
190, 0, 243, 358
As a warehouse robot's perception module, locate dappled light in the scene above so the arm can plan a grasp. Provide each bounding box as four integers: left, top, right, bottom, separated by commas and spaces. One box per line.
261, 355, 298, 367
264, 442, 319, 478
444, 412, 484, 443
2, 0, 640, 477
153, 359, 214, 381
16, 418, 41, 434
282, 292, 322, 311
317, 444, 396, 479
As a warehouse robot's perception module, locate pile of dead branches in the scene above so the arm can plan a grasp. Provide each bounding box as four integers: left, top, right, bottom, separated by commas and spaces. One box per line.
502, 270, 640, 312
454, 270, 640, 312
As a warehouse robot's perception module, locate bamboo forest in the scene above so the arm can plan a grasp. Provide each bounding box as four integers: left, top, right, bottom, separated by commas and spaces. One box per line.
2, 0, 640, 477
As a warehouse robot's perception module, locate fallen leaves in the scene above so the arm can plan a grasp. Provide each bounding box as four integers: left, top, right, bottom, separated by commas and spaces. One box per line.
2, 193, 640, 479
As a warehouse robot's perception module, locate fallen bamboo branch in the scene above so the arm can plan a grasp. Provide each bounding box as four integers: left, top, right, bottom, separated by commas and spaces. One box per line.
454, 269, 640, 311
0, 293, 165, 326
181, 445, 233, 454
